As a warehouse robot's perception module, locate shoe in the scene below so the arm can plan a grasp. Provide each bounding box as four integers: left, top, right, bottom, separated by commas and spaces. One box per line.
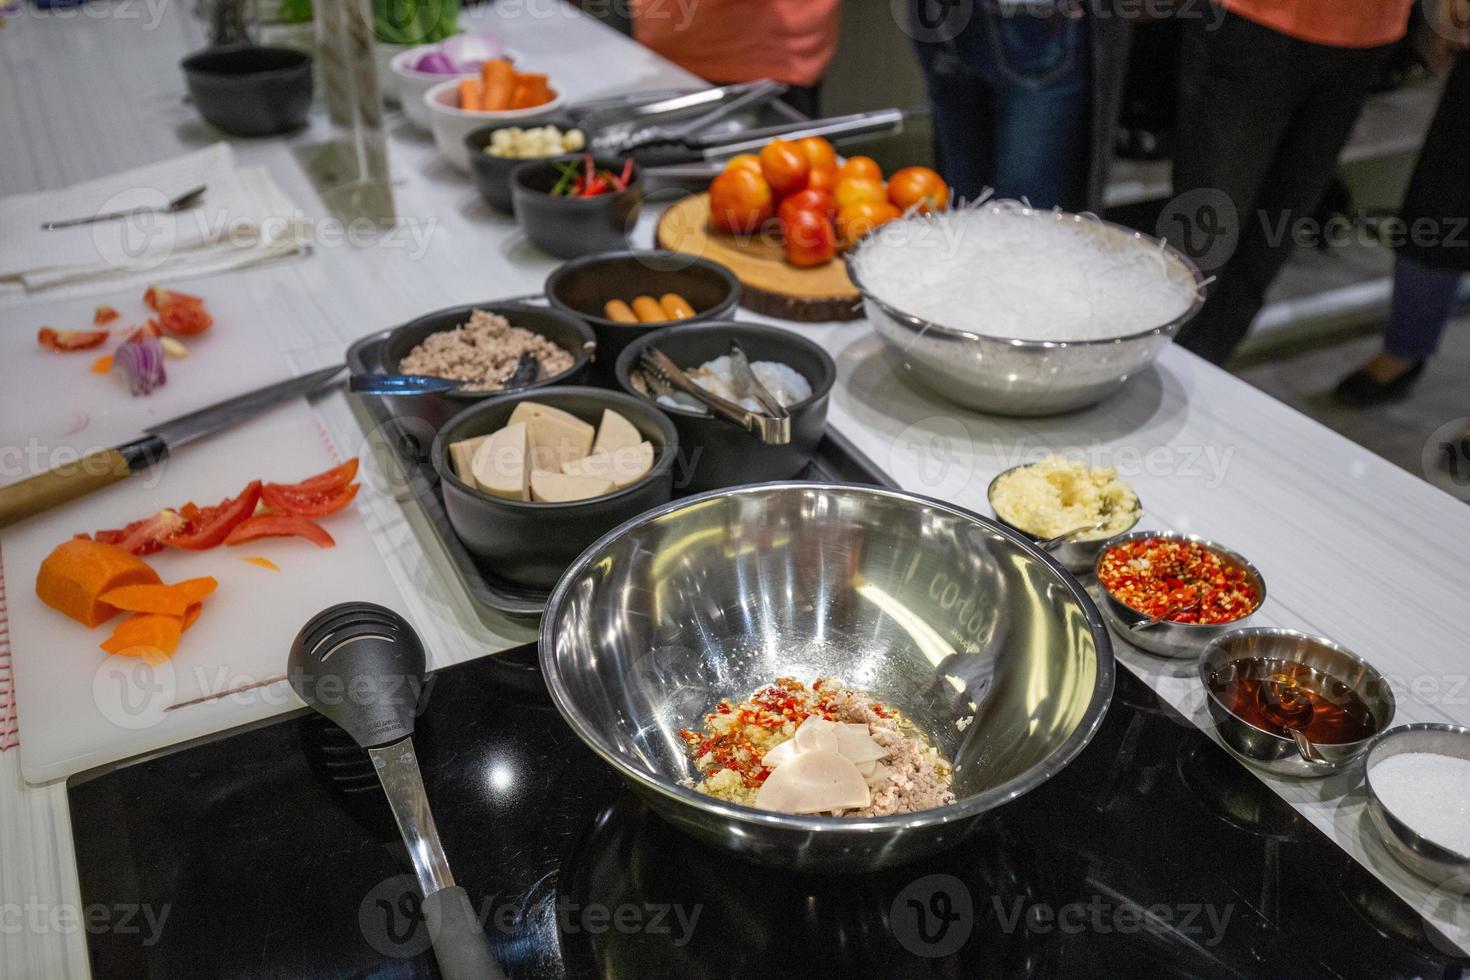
1332, 360, 1425, 407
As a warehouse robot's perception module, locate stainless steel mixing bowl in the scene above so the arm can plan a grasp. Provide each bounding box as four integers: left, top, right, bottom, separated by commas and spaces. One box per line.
847, 210, 1204, 416
539, 482, 1115, 871
1363, 723, 1470, 892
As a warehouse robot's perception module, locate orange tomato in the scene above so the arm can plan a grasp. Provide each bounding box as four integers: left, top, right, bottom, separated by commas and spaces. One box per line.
833, 177, 888, 210
708, 167, 774, 234
806, 165, 837, 193
724, 153, 763, 177
837, 155, 883, 184
836, 200, 902, 248
887, 166, 948, 213
795, 136, 838, 175
781, 209, 837, 267
759, 138, 810, 198
777, 188, 838, 226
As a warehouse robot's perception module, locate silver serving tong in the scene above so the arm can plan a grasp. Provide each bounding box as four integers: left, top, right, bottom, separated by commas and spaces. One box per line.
726, 341, 789, 422
593, 79, 787, 156
638, 347, 790, 445
42, 185, 207, 232
580, 82, 776, 152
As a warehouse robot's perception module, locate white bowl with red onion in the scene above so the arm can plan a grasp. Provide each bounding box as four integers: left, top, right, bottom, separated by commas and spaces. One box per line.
389, 33, 505, 133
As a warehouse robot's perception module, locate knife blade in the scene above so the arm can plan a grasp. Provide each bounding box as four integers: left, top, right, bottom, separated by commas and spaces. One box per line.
0, 364, 345, 530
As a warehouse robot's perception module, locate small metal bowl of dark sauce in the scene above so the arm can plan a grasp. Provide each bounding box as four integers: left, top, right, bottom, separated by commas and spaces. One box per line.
1198, 627, 1395, 778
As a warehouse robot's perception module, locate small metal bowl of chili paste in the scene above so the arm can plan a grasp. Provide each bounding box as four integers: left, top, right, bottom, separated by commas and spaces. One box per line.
1093, 530, 1266, 659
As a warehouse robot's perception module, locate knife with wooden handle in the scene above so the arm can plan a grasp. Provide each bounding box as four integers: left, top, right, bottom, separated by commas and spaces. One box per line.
0, 364, 345, 530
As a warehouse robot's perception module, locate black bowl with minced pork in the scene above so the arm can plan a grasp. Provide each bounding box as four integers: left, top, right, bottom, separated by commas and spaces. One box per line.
377, 301, 595, 430
433, 387, 678, 589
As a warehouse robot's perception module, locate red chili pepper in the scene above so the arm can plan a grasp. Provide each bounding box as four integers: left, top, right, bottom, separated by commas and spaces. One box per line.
617, 157, 633, 191
580, 176, 607, 198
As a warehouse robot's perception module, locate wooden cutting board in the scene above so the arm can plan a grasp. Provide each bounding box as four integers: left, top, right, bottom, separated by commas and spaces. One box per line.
656, 193, 863, 322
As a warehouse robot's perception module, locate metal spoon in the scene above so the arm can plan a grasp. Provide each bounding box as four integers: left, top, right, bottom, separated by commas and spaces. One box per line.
42, 185, 207, 231
289, 602, 504, 980
1129, 599, 1200, 632
1256, 674, 1329, 766
351, 352, 541, 396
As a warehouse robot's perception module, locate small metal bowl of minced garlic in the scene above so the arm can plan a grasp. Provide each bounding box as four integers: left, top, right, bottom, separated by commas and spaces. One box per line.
432, 388, 678, 589
986, 454, 1142, 573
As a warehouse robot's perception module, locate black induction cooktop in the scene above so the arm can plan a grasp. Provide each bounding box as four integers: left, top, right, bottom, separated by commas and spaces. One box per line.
68, 644, 1469, 979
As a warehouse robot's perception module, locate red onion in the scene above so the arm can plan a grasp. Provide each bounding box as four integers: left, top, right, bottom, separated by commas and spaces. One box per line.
114, 336, 166, 396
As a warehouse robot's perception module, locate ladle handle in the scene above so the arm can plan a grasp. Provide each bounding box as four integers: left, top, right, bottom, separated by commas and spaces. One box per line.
423, 886, 507, 980
370, 739, 504, 980
1287, 727, 1334, 769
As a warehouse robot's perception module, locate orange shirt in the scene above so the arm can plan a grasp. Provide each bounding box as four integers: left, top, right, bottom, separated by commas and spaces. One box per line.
631, 0, 841, 88
1222, 0, 1411, 48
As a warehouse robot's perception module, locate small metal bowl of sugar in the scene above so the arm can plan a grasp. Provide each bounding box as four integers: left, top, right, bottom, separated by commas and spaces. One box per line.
1362, 723, 1470, 892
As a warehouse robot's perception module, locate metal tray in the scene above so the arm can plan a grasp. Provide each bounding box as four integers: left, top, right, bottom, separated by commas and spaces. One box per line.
346, 327, 893, 620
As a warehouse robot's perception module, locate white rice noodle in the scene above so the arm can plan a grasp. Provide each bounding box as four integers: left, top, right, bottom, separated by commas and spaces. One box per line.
849, 200, 1201, 343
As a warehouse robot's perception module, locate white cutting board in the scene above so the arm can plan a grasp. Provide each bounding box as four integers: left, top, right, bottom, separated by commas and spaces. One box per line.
0, 278, 296, 473
2, 399, 405, 784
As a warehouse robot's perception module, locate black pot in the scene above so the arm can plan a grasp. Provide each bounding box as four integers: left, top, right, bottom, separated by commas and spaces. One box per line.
180, 46, 313, 138
545, 250, 741, 383
510, 156, 642, 260
614, 321, 835, 493
465, 114, 576, 215
374, 301, 595, 430
433, 388, 678, 589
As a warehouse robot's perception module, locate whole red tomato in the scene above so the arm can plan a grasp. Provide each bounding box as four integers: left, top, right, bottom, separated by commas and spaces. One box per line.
778, 188, 838, 225
781, 208, 837, 267
760, 138, 810, 198
887, 166, 948, 213
709, 167, 774, 234
723, 153, 763, 177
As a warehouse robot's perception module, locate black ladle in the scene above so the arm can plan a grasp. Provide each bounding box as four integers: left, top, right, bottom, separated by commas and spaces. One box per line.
289, 603, 504, 980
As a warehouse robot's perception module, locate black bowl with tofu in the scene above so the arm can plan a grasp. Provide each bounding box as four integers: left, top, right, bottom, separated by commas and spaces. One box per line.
432, 387, 678, 589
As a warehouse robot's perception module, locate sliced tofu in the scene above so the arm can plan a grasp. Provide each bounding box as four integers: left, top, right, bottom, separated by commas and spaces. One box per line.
560, 441, 654, 490
529, 469, 614, 503
592, 408, 643, 456
509, 401, 595, 471
447, 433, 490, 483
470, 421, 529, 501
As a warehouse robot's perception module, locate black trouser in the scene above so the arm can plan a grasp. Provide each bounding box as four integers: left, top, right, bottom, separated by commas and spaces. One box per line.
1170, 10, 1392, 365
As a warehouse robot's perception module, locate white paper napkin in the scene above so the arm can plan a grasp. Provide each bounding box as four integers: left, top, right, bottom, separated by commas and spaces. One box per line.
0, 144, 312, 296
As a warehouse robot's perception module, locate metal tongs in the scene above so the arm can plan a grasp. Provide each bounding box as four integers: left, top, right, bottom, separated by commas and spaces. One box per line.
591, 79, 788, 156
638, 347, 791, 445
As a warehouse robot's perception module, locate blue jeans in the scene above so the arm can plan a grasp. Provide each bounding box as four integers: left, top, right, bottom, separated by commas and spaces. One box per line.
1384, 254, 1466, 360
912, 3, 1091, 210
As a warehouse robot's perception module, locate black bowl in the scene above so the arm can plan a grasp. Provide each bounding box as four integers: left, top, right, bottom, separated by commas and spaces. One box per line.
614, 321, 835, 493
465, 114, 576, 215
545, 249, 742, 382
432, 387, 678, 589
180, 46, 313, 138
375, 301, 595, 430
510, 156, 642, 260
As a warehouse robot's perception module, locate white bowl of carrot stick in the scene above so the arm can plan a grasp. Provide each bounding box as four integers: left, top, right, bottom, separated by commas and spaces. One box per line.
425, 59, 563, 172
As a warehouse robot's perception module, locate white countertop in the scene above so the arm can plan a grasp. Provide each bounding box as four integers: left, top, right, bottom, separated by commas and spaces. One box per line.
2, 3, 1469, 975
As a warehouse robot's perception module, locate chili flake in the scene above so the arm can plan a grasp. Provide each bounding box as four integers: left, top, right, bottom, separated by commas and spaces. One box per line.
1097, 536, 1259, 625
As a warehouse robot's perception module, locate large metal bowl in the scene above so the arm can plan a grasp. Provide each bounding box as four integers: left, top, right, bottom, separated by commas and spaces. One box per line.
539, 482, 1115, 871
847, 210, 1204, 416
